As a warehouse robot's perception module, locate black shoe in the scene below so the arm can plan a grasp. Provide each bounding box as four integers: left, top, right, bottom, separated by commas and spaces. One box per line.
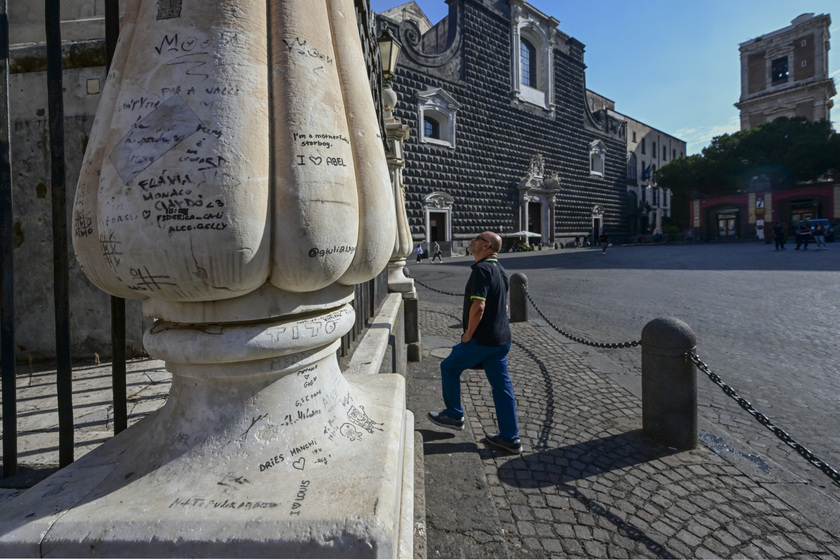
485, 433, 523, 454
428, 410, 465, 431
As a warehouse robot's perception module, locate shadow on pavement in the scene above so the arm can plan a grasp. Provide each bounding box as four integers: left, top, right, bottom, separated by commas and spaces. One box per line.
417, 429, 481, 456
493, 430, 679, 558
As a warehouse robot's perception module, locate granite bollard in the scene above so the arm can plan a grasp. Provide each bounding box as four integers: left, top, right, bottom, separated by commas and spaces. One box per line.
509, 272, 528, 323
641, 317, 698, 450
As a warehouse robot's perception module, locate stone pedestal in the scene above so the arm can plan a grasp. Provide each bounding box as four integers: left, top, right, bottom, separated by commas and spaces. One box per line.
4, 0, 412, 556
0, 299, 413, 557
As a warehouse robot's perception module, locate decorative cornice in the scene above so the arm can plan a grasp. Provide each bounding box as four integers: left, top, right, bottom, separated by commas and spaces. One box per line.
395, 9, 462, 68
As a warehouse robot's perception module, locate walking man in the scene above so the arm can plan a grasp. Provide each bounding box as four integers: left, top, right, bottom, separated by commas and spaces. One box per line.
431, 241, 443, 263
428, 231, 521, 454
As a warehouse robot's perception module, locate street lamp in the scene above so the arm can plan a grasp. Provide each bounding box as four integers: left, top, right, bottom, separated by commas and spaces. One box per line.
378, 26, 402, 85
378, 24, 413, 302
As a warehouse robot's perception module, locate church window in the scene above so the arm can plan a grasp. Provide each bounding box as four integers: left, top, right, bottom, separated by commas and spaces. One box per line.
589, 140, 606, 177
520, 38, 537, 88
417, 88, 462, 149
424, 116, 440, 140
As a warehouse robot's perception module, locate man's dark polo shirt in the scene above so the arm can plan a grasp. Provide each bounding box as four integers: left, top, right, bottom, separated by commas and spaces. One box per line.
462, 257, 511, 346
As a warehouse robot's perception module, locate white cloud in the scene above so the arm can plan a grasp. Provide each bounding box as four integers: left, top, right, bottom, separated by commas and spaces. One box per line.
678, 115, 741, 154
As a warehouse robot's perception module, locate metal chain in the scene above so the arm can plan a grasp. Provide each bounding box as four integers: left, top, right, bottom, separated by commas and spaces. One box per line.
413, 276, 640, 348
524, 286, 641, 349
412, 277, 463, 297
687, 351, 840, 488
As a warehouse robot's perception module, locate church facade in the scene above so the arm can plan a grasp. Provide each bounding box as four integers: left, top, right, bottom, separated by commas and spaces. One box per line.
379, 0, 628, 251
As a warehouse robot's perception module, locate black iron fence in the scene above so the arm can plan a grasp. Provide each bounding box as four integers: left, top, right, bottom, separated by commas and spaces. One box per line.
0, 0, 387, 479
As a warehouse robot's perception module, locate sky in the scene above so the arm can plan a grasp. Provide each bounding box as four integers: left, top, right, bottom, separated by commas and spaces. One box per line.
370, 0, 840, 155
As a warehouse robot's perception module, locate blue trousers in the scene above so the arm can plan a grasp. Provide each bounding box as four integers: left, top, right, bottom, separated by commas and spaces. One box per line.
441, 340, 519, 441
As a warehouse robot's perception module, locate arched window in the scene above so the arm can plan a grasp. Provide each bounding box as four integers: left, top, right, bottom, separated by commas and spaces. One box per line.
520, 38, 537, 88
510, 7, 556, 112
417, 88, 462, 148
424, 116, 440, 140
626, 152, 637, 184
589, 140, 606, 177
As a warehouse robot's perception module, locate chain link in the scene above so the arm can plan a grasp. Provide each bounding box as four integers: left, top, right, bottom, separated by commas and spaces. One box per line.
524, 286, 641, 349
687, 351, 840, 488
411, 277, 465, 297
413, 275, 640, 348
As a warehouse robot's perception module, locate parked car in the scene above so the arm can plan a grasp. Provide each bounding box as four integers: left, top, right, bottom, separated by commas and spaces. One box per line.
799, 219, 834, 242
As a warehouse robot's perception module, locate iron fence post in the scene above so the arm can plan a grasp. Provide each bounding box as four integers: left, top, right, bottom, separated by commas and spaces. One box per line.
46, 0, 74, 467
0, 0, 16, 478
104, 0, 127, 435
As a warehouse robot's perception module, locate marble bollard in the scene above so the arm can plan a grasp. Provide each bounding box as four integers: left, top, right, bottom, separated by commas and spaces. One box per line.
0, 0, 409, 557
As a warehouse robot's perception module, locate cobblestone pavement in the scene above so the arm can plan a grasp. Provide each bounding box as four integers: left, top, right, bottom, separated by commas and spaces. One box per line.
412, 242, 840, 498
414, 299, 840, 558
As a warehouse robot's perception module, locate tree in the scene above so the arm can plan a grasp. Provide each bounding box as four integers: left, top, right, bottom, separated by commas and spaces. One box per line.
657, 117, 840, 198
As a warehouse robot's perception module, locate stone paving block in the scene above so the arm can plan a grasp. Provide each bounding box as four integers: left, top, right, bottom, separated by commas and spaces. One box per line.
533, 508, 551, 521
766, 514, 800, 533
551, 508, 575, 525
754, 538, 786, 558
702, 537, 733, 557
766, 534, 798, 555
651, 520, 678, 538
516, 521, 536, 536
552, 522, 574, 539
534, 523, 554, 538
676, 528, 703, 548
786, 532, 824, 552
804, 526, 832, 541
521, 537, 540, 551
540, 538, 562, 553
582, 540, 607, 558
572, 525, 591, 540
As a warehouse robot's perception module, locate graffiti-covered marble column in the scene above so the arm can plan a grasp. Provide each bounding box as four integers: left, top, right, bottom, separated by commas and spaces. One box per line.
383, 76, 414, 294
0, 1, 412, 557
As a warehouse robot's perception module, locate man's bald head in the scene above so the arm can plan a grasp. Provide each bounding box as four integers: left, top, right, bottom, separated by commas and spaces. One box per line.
481, 231, 502, 253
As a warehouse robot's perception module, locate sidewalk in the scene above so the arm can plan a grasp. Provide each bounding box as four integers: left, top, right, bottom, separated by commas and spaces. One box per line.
410, 299, 840, 558
0, 359, 171, 505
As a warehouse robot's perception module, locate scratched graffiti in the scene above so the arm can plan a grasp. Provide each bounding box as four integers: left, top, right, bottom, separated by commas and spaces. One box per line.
110, 94, 201, 183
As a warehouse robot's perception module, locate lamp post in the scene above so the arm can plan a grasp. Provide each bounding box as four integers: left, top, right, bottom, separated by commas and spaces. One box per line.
379, 27, 413, 294
379, 25, 421, 361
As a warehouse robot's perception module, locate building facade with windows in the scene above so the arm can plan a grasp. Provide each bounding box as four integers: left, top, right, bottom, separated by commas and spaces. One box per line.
623, 116, 686, 237
585, 91, 687, 238
378, 0, 628, 251
735, 13, 835, 130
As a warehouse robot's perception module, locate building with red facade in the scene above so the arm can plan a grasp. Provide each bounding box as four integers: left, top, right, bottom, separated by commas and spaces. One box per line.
690, 182, 839, 241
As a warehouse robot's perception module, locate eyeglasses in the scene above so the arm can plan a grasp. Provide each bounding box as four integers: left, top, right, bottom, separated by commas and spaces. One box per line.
474, 235, 490, 244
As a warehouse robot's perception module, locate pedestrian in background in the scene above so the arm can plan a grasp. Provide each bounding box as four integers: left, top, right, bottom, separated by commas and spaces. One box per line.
795, 222, 811, 250
431, 241, 443, 263
415, 244, 424, 263
428, 231, 522, 454
599, 231, 610, 254
814, 223, 828, 250
772, 222, 786, 250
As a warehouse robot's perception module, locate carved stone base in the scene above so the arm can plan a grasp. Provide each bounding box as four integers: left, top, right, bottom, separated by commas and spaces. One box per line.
0, 343, 412, 557
387, 259, 414, 293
